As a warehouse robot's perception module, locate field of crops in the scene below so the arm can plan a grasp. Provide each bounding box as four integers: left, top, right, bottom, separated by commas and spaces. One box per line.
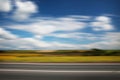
0, 50, 120, 62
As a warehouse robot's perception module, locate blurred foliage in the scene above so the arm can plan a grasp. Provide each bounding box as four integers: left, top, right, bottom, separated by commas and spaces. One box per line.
0, 49, 120, 62
0, 49, 120, 56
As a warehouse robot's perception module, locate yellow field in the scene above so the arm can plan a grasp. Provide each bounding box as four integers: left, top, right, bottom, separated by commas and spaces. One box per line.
0, 53, 120, 62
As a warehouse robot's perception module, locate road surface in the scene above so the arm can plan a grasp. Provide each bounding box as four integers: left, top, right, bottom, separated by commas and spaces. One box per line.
0, 63, 120, 80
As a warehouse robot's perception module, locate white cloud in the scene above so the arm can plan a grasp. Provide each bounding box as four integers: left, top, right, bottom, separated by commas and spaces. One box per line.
9, 16, 115, 34
0, 0, 38, 20
81, 32, 120, 49
91, 16, 114, 31
0, 38, 50, 49
0, 32, 120, 50
0, 14, 119, 50
8, 17, 87, 36
9, 22, 57, 35
95, 16, 111, 23
91, 22, 114, 31
103, 32, 120, 41
34, 35, 43, 39
57, 20, 86, 31
0, 27, 18, 39
48, 32, 120, 49
13, 0, 38, 20
59, 15, 91, 21
0, 37, 80, 50
84, 41, 120, 49
67, 15, 91, 21
0, 0, 12, 12
48, 32, 99, 41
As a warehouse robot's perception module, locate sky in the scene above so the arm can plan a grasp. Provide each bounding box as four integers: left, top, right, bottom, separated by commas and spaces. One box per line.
0, 0, 120, 50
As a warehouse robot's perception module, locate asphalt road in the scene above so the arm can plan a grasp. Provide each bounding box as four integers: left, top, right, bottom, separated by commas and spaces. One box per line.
0, 63, 120, 80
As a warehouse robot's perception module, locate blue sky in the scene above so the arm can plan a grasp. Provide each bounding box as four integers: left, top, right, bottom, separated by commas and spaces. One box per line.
0, 0, 120, 50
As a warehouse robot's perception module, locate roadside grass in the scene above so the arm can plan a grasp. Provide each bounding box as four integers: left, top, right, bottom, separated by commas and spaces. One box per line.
0, 53, 120, 62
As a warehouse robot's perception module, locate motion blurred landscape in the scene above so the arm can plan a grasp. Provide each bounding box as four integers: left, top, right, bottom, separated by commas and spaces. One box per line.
0, 49, 120, 62
0, 0, 120, 63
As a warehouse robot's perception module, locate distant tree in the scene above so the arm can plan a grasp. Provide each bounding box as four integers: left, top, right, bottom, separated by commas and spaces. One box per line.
91, 48, 103, 51
0, 50, 6, 53
86, 48, 105, 56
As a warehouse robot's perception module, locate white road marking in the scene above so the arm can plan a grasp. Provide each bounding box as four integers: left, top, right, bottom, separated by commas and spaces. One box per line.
0, 69, 120, 73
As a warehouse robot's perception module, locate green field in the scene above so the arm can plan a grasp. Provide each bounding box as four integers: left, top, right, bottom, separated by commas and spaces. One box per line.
0, 50, 120, 62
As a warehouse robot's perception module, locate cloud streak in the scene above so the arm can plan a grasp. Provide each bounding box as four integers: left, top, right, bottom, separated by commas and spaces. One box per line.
0, 27, 18, 39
